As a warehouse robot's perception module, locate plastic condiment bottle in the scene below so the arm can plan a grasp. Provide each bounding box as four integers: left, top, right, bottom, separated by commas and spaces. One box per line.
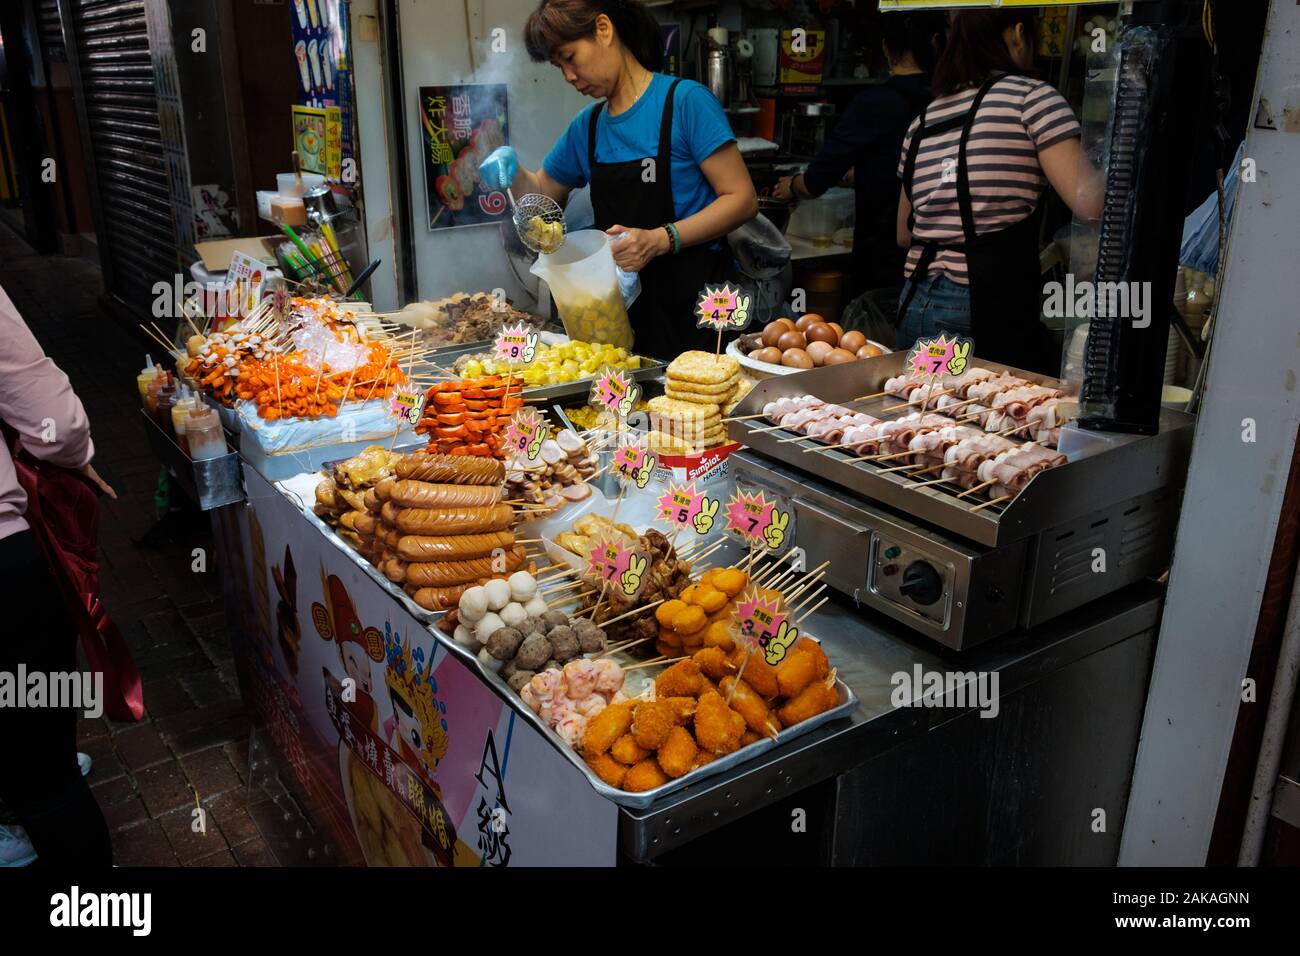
137, 356, 158, 402
188, 408, 226, 461
146, 368, 168, 415
155, 374, 178, 429
172, 388, 195, 454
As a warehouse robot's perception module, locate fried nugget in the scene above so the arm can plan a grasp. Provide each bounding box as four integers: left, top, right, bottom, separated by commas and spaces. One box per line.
585, 752, 629, 788
655, 659, 704, 697
740, 730, 761, 746
730, 645, 780, 698
656, 726, 698, 778
695, 690, 744, 756
702, 620, 736, 652
663, 696, 697, 724
611, 734, 650, 765
691, 749, 718, 770
580, 701, 634, 758
693, 646, 736, 681
655, 639, 677, 657
671, 604, 708, 636
631, 699, 676, 749
623, 757, 670, 793
713, 567, 748, 597
775, 648, 821, 698
698, 568, 722, 588
679, 583, 700, 604
721, 676, 780, 738
657, 625, 683, 648
777, 679, 838, 727
796, 637, 830, 677
693, 586, 729, 613
655, 599, 688, 628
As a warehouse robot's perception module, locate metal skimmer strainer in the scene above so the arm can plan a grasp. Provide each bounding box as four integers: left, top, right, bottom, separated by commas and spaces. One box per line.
510, 189, 566, 255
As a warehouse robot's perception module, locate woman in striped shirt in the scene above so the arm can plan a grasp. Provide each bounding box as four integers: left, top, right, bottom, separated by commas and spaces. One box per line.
895, 11, 1102, 372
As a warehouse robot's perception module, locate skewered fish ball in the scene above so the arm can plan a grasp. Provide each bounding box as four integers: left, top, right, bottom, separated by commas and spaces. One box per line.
486, 627, 524, 661
547, 626, 580, 662
499, 602, 528, 629
474, 612, 505, 646
542, 609, 571, 631
484, 579, 511, 612
515, 635, 553, 670
508, 570, 538, 602
507, 670, 536, 692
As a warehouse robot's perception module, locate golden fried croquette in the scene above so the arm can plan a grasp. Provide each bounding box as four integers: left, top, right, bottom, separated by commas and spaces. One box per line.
657, 625, 683, 648
623, 758, 670, 793
678, 583, 700, 605
700, 676, 720, 696
720, 676, 780, 737
698, 567, 722, 588
585, 752, 629, 788
796, 637, 830, 675
730, 645, 780, 698
611, 734, 651, 765
692, 586, 729, 613
691, 749, 718, 770
655, 659, 705, 698
702, 620, 736, 652
655, 639, 677, 657
740, 730, 761, 746
695, 690, 744, 755
655, 599, 688, 628
581, 701, 634, 758
775, 648, 821, 698
777, 679, 838, 727
693, 646, 736, 681
662, 696, 697, 724
670, 604, 708, 635
708, 605, 735, 625
713, 568, 747, 597
631, 699, 676, 749
656, 726, 698, 778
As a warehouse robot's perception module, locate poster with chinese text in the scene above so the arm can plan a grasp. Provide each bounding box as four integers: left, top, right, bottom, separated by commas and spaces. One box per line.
417, 84, 510, 230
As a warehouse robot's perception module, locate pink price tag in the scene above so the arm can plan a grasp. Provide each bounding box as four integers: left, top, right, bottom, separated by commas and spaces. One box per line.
734, 592, 799, 665
907, 333, 974, 378
492, 322, 539, 364
387, 387, 424, 426
589, 368, 640, 417
584, 539, 645, 598
612, 442, 657, 489
656, 481, 720, 535
695, 282, 753, 332
504, 409, 546, 463
724, 488, 793, 551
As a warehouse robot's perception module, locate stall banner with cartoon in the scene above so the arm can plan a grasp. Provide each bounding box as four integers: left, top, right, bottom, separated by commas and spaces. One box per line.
290, 0, 354, 172
233, 467, 617, 866
418, 84, 510, 229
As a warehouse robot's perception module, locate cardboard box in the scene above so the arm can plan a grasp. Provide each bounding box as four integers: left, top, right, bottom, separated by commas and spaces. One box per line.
652, 442, 743, 486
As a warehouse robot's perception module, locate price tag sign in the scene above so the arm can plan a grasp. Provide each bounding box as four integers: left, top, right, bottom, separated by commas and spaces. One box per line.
612, 440, 657, 490
504, 408, 547, 464
589, 367, 640, 418
734, 591, 799, 666
492, 322, 539, 364
695, 282, 753, 332
655, 481, 720, 535
907, 333, 974, 378
387, 385, 425, 427
724, 487, 793, 551
585, 538, 646, 599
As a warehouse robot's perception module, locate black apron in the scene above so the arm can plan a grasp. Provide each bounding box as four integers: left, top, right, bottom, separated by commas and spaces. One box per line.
588, 78, 733, 361
898, 75, 1054, 373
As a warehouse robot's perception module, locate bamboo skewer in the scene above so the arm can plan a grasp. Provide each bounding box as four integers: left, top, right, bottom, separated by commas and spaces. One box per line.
600, 598, 665, 627
790, 583, 827, 618
623, 655, 685, 672
795, 596, 829, 625
849, 389, 891, 403
721, 411, 770, 422
970, 494, 1012, 512
956, 478, 996, 499
598, 636, 653, 657
785, 569, 827, 605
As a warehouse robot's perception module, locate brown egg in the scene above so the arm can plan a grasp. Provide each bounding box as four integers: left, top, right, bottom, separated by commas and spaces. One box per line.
776, 330, 807, 352
794, 313, 825, 332
772, 317, 796, 333
856, 343, 883, 359
839, 330, 868, 353
827, 322, 845, 341
781, 348, 814, 369
806, 340, 835, 366
805, 323, 839, 345
761, 321, 788, 348
751, 346, 784, 365
823, 348, 858, 366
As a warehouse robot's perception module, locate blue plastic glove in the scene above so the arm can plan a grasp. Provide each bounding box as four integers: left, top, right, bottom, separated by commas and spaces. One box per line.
478, 146, 518, 192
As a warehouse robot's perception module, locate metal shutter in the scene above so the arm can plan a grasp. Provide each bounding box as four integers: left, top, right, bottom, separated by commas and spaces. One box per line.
63, 0, 181, 315
38, 1, 66, 62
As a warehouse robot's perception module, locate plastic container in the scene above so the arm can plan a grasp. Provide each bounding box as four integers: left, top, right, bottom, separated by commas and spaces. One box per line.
787, 187, 855, 246
155, 377, 178, 431
530, 229, 634, 348
187, 408, 227, 461
137, 356, 159, 402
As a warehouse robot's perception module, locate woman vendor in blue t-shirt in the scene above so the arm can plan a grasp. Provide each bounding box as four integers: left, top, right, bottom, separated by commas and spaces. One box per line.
479, 0, 758, 359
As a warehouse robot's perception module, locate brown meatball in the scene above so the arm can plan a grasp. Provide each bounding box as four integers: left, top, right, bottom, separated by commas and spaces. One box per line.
514, 635, 553, 670
547, 626, 580, 662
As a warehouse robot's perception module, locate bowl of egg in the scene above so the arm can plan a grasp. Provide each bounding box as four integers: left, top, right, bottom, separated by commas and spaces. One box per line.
729, 314, 889, 378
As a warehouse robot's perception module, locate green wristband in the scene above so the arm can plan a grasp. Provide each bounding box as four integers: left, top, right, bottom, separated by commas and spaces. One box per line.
664, 222, 681, 255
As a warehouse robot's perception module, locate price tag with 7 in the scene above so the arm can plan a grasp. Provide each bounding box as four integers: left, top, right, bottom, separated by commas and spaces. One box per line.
907, 333, 974, 378
724, 488, 792, 551
734, 591, 800, 666
612, 441, 657, 490
493, 322, 539, 364
585, 538, 646, 599
656, 481, 720, 536
504, 408, 547, 464
695, 282, 753, 332
589, 367, 640, 418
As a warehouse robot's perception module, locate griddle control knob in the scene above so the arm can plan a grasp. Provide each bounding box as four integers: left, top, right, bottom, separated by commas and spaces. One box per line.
899, 561, 943, 606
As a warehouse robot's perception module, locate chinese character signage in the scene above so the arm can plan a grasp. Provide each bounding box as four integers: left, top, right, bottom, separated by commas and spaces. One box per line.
418, 84, 510, 230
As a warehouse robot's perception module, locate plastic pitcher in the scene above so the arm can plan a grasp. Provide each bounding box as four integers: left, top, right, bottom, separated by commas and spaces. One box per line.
530, 229, 634, 349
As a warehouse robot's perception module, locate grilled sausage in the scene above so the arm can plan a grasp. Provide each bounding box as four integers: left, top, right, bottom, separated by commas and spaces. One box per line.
404, 546, 527, 588
375, 476, 395, 501
388, 480, 502, 509
407, 583, 473, 611
395, 453, 505, 485
396, 530, 515, 562
395, 502, 514, 536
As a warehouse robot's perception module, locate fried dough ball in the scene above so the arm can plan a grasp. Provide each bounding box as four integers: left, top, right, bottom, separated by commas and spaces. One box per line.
585, 752, 628, 788
678, 583, 700, 605
777, 679, 838, 727
702, 620, 736, 652
611, 734, 650, 765
655, 639, 677, 657
698, 567, 722, 587
662, 696, 697, 724
712, 568, 748, 597
720, 676, 780, 738
631, 699, 676, 750
655, 599, 688, 628
707, 605, 735, 625
655, 659, 705, 698
657, 626, 683, 649
623, 758, 670, 793
656, 726, 698, 778
692, 586, 729, 613
730, 646, 780, 698
695, 690, 745, 756
670, 604, 707, 636
580, 701, 633, 757
693, 646, 735, 681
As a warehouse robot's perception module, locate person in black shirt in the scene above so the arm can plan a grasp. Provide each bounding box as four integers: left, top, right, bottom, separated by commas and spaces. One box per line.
775, 13, 944, 298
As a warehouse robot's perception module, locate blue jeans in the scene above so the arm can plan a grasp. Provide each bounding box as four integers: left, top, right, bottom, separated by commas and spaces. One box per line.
896, 273, 972, 349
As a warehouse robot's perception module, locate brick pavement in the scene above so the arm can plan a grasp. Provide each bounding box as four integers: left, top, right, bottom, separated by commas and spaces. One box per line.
0, 223, 283, 866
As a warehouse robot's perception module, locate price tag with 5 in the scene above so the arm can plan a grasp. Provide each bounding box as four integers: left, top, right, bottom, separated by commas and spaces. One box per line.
655, 481, 720, 536
589, 367, 640, 418
504, 409, 547, 463
493, 322, 539, 364
694, 282, 753, 332
585, 538, 646, 599
723, 488, 792, 551
612, 441, 657, 489
907, 333, 973, 378
734, 592, 800, 666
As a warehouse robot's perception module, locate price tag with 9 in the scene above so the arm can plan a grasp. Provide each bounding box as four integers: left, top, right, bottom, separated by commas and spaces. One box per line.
504, 409, 547, 463
493, 322, 539, 364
